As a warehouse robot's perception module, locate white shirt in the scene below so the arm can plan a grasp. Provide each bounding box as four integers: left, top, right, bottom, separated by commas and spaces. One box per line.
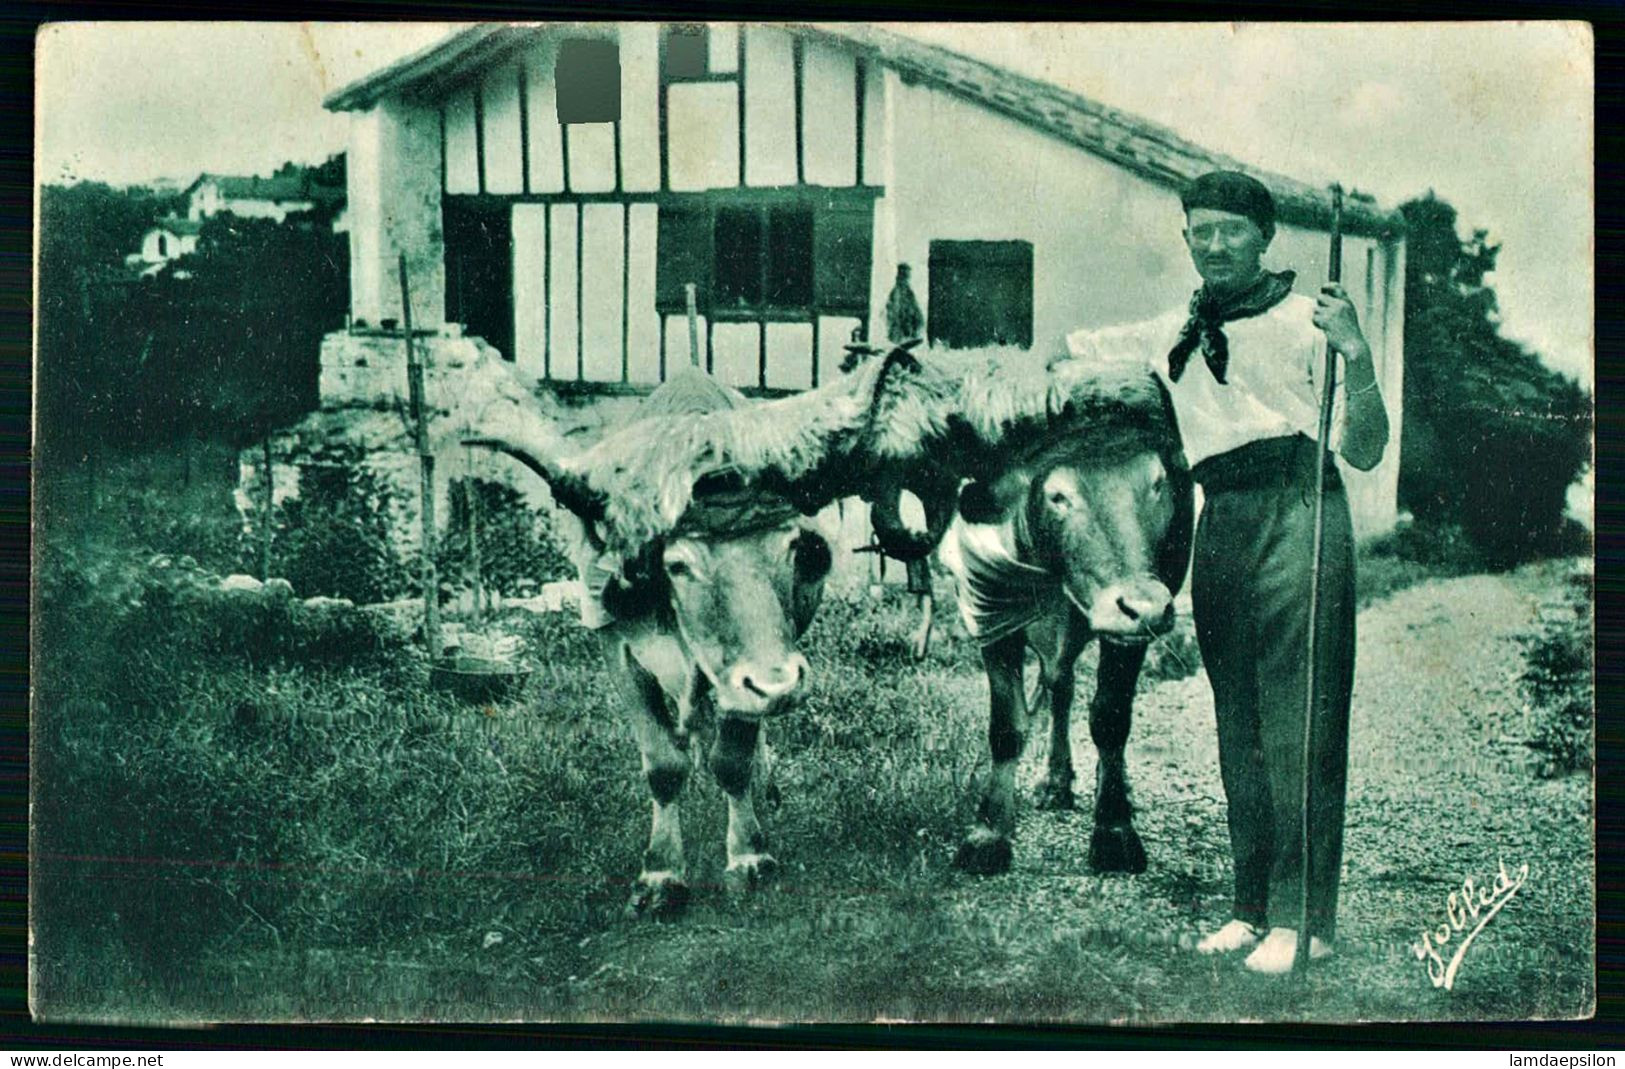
1065, 292, 1344, 468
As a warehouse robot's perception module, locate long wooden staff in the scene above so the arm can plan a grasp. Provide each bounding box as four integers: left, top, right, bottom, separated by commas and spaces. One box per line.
1295, 184, 1343, 978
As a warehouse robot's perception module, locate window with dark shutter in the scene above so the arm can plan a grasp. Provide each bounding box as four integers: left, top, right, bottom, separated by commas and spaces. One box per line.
662, 24, 709, 81
657, 198, 872, 319
709, 205, 814, 317
926, 239, 1034, 350
555, 38, 621, 124
655, 203, 712, 314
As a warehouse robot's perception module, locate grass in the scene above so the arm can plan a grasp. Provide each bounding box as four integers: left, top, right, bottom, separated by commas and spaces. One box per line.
30, 447, 1595, 1025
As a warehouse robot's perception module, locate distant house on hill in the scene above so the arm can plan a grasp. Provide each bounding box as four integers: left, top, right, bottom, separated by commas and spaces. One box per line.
125, 216, 204, 278
185, 172, 346, 225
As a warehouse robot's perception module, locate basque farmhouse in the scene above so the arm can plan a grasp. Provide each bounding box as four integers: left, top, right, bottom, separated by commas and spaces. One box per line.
250, 22, 1408, 586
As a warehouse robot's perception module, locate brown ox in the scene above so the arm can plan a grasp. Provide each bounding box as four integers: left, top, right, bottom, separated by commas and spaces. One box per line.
465, 366, 881, 915
857, 346, 1194, 875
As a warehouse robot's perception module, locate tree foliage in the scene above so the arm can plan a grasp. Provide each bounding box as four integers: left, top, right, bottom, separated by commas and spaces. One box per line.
35, 174, 347, 470
1397, 193, 1590, 565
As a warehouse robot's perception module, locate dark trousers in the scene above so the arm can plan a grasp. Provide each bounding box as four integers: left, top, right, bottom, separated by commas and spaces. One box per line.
1191, 436, 1355, 941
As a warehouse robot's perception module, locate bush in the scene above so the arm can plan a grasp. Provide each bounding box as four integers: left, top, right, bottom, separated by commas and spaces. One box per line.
272, 451, 414, 604
33, 545, 409, 715
1356, 517, 1488, 607
1518, 569, 1593, 778
436, 477, 575, 599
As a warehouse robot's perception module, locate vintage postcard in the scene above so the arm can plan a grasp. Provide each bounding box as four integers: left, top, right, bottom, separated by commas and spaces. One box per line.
31, 21, 1594, 1026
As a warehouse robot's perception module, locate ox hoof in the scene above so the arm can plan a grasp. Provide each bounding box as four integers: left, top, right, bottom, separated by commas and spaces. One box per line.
1033, 778, 1076, 811
723, 854, 780, 896
627, 872, 690, 918
1089, 823, 1147, 874
953, 830, 1013, 875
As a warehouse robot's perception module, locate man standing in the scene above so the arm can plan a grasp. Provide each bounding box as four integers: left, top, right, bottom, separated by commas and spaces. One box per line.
1067, 170, 1389, 973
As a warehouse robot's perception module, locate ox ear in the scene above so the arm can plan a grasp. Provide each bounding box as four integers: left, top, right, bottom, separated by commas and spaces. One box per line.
793, 527, 833, 584
594, 543, 670, 624
599, 572, 668, 623
957, 469, 1031, 524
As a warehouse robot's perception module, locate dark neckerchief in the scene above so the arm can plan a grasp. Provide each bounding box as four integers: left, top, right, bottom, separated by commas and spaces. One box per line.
1167, 269, 1296, 384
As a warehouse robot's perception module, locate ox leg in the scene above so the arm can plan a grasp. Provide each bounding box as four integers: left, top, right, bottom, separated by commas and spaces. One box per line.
710, 716, 779, 894
613, 651, 692, 917
1035, 661, 1078, 811
1089, 640, 1149, 874
1035, 619, 1089, 811
954, 635, 1028, 875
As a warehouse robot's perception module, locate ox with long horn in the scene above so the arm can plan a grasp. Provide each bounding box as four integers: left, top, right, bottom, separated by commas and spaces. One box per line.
852, 346, 1196, 876
462, 362, 890, 916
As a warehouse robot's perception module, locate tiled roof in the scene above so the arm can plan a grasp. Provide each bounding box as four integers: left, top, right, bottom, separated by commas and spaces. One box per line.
322, 23, 1400, 237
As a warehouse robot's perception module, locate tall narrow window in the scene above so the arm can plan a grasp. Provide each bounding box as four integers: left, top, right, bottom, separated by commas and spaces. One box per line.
157, 234, 168, 257
765, 208, 813, 309
555, 38, 621, 124
655, 203, 712, 314
926, 240, 1034, 350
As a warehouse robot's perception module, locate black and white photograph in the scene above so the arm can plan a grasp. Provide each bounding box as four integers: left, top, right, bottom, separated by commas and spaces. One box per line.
30, 20, 1594, 1025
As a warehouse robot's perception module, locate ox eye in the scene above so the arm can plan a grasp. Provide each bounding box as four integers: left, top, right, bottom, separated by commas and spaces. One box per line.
665, 559, 693, 579
1048, 491, 1070, 510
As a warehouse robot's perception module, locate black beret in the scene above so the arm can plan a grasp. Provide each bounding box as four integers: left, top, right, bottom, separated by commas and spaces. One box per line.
1181, 170, 1277, 241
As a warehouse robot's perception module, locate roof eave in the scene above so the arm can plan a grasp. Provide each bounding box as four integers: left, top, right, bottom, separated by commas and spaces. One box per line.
803, 23, 1404, 240
321, 20, 1404, 240
323, 23, 544, 112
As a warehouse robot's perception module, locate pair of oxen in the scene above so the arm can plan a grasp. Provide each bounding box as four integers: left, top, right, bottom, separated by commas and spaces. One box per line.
468, 343, 1193, 916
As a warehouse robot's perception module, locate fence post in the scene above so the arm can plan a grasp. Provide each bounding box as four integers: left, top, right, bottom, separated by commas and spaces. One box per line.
400, 253, 441, 659
259, 436, 273, 581
684, 282, 701, 368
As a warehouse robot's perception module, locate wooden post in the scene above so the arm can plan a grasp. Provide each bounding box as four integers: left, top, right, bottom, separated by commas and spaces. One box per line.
466, 473, 486, 626
684, 282, 701, 368
400, 253, 441, 659
259, 436, 273, 581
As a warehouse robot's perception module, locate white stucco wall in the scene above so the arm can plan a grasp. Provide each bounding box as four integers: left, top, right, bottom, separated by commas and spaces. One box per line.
337, 28, 1404, 536
429, 24, 889, 390
883, 78, 1404, 537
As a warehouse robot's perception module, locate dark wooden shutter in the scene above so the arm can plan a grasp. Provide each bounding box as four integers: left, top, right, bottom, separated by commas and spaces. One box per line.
556, 39, 622, 124
656, 203, 712, 314
662, 24, 709, 81
813, 199, 874, 315
926, 239, 1033, 350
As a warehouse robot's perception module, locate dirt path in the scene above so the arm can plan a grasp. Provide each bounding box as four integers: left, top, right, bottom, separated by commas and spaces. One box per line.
1003, 558, 1594, 1020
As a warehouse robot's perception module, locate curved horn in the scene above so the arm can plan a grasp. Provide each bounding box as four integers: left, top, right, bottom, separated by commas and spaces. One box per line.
460, 403, 606, 525
867, 467, 957, 563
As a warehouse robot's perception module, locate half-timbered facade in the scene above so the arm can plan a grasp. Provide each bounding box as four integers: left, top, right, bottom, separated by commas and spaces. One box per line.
321, 21, 1409, 535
